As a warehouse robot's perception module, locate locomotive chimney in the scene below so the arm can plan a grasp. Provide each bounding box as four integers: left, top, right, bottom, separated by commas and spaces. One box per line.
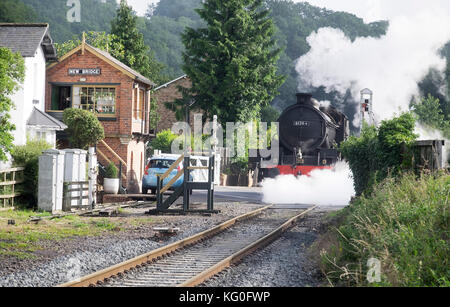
296, 93, 313, 105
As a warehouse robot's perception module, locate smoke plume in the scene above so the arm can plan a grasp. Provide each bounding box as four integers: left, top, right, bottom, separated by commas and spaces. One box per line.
262, 162, 355, 206
296, 7, 450, 128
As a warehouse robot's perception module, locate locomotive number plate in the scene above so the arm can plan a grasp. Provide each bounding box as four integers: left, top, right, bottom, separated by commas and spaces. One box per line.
293, 121, 310, 127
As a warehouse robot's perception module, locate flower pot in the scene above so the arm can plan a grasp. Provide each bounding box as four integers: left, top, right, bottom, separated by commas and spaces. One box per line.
104, 178, 120, 195
221, 174, 228, 186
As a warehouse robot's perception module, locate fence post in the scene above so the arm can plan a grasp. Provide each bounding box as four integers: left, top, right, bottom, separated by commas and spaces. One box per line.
119, 161, 123, 194
183, 156, 190, 212
63, 182, 70, 212
88, 147, 97, 210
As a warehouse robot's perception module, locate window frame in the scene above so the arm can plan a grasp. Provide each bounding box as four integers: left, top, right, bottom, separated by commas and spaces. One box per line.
72, 85, 118, 117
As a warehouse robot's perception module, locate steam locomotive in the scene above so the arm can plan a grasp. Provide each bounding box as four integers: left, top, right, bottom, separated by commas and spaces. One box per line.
250, 93, 350, 180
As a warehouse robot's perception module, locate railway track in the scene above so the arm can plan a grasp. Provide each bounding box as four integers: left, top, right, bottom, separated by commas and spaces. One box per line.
59, 205, 317, 287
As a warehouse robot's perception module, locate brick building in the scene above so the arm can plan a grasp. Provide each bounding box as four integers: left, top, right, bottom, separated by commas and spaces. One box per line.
45, 42, 155, 193
153, 75, 193, 133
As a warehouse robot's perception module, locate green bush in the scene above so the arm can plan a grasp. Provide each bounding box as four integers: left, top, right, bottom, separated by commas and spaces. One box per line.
63, 108, 105, 149
340, 113, 418, 195
149, 129, 178, 154
105, 162, 118, 179
11, 139, 52, 208
320, 172, 450, 287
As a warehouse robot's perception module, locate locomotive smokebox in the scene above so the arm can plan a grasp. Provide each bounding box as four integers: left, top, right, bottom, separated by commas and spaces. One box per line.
296, 93, 313, 105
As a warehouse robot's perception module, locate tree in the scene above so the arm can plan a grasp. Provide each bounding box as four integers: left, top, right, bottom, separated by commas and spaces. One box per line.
180, 0, 285, 124
111, 0, 166, 85
55, 31, 125, 60
0, 0, 37, 22
63, 108, 105, 149
411, 94, 450, 138
0, 47, 25, 162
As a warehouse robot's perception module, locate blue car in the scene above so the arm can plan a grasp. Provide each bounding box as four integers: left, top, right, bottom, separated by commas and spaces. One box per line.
142, 155, 190, 195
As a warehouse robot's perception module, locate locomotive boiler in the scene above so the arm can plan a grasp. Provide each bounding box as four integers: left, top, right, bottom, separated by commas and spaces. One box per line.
250, 93, 349, 179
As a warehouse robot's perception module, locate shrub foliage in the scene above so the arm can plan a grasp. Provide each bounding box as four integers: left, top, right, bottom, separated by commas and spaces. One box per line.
11, 139, 52, 208
340, 113, 418, 195
63, 108, 105, 149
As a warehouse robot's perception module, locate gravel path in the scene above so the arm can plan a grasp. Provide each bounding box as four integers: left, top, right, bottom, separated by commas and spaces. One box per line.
200, 209, 328, 287
0, 203, 262, 287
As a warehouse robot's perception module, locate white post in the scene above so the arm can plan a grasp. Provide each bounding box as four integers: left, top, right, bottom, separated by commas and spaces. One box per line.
88, 147, 97, 209
212, 115, 221, 185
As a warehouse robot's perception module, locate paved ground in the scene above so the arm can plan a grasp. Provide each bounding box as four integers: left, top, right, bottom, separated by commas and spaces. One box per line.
192, 186, 264, 204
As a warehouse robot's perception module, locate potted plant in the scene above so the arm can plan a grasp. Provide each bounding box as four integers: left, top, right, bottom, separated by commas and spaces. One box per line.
104, 162, 119, 194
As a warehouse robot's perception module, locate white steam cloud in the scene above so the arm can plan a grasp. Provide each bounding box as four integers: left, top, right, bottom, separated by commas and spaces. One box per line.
296, 7, 450, 127
262, 162, 355, 206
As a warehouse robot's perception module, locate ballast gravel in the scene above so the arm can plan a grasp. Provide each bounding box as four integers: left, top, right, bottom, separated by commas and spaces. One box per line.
0, 203, 261, 287
200, 210, 328, 287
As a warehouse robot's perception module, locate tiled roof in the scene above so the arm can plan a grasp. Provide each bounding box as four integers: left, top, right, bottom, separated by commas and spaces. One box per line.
0, 23, 57, 60
27, 107, 67, 131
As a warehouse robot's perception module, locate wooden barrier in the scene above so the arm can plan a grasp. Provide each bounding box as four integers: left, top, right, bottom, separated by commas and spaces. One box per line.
0, 167, 24, 208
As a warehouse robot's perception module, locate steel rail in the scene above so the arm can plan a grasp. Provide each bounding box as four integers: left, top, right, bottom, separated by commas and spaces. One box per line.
58, 205, 271, 287
178, 205, 318, 287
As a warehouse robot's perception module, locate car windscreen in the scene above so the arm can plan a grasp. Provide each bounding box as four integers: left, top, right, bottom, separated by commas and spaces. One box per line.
149, 159, 175, 169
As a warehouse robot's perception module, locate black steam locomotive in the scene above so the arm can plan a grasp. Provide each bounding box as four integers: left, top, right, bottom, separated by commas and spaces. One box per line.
250, 93, 349, 179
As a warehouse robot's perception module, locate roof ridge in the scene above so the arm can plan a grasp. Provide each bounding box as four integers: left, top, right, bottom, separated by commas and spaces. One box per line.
154, 75, 188, 91
85, 44, 156, 87
0, 23, 49, 27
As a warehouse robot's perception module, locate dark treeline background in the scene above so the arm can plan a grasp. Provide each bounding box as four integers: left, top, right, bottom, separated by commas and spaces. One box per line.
1, 0, 449, 122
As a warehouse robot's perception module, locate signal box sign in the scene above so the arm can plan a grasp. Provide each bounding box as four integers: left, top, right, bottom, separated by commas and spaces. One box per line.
68, 68, 101, 76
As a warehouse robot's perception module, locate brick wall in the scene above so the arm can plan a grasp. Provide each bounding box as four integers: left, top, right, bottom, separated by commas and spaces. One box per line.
153, 76, 195, 132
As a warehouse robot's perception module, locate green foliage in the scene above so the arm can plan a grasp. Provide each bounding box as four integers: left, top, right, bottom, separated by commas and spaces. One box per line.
149, 96, 161, 131
340, 113, 418, 195
105, 162, 118, 179
0, 47, 25, 162
320, 172, 450, 287
260, 104, 280, 123
20, 0, 118, 43
0, 0, 37, 22
55, 31, 125, 61
149, 129, 178, 154
11, 139, 52, 208
63, 108, 105, 149
180, 0, 285, 124
411, 94, 450, 139
111, 0, 166, 85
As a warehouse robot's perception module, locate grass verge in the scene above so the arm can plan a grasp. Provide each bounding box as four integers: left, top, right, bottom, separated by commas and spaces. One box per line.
313, 171, 449, 287
0, 208, 159, 260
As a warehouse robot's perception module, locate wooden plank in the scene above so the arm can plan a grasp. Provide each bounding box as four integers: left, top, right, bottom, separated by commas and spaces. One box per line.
100, 140, 128, 168
0, 180, 25, 186
0, 194, 17, 199
0, 167, 25, 174
159, 155, 185, 181
67, 188, 89, 193
160, 170, 184, 194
